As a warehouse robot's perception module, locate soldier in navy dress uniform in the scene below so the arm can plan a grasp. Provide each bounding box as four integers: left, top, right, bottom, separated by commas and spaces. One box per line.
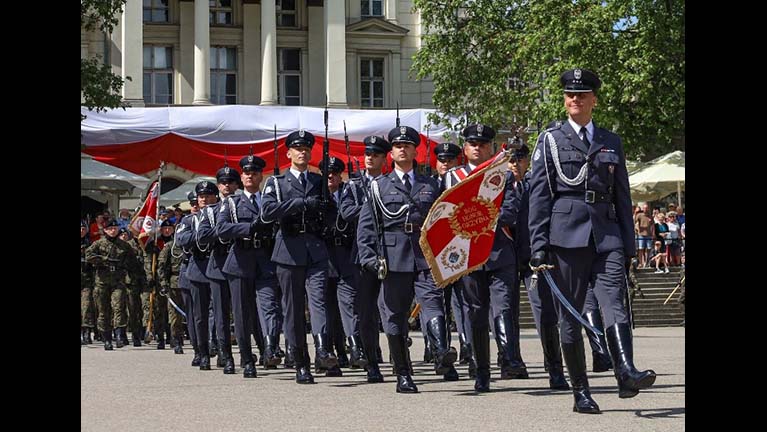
179, 181, 219, 370
321, 156, 368, 376
441, 123, 525, 391
196, 165, 240, 374
174, 191, 202, 366
261, 129, 339, 384
528, 68, 656, 413
511, 142, 570, 391
338, 134, 391, 383
215, 155, 283, 378
357, 125, 458, 394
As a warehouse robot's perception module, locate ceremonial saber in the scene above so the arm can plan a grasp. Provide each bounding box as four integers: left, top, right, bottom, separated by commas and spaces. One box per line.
160, 291, 187, 319
540, 269, 603, 336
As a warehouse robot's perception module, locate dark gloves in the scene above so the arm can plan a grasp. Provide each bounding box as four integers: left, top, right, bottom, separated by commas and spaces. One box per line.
304, 196, 321, 210
529, 250, 548, 268
362, 260, 379, 274
249, 219, 261, 236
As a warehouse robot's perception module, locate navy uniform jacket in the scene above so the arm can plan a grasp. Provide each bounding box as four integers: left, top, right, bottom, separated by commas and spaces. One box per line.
528, 121, 636, 257
442, 165, 520, 271
339, 173, 382, 265
326, 182, 356, 278
261, 171, 330, 266
215, 194, 276, 280
513, 171, 532, 267
357, 171, 440, 272
197, 201, 232, 281
178, 212, 211, 284
172, 214, 195, 289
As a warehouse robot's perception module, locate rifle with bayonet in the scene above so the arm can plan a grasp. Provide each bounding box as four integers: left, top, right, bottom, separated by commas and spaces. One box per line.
273, 125, 280, 176
354, 158, 387, 280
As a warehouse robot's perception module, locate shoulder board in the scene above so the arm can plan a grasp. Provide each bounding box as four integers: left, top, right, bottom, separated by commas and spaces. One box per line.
545, 120, 564, 132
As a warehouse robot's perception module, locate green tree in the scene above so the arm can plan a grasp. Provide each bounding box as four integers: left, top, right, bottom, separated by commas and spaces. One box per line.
81, 0, 129, 122
412, 0, 684, 160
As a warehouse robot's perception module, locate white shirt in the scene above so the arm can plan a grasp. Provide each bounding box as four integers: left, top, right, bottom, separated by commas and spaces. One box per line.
467, 163, 478, 172
393, 168, 415, 186
568, 118, 594, 143
243, 190, 261, 207
290, 168, 308, 183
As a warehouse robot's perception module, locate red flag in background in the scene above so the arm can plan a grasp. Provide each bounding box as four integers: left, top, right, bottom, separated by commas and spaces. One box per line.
419, 151, 511, 287
129, 180, 159, 248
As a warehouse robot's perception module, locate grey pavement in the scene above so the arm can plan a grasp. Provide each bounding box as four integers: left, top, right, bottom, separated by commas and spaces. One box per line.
82, 327, 684, 431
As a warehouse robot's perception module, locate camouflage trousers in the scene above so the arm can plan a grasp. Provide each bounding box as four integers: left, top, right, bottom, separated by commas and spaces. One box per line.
126, 286, 144, 336
94, 282, 127, 332
141, 288, 168, 335
81, 287, 95, 328
166, 288, 186, 338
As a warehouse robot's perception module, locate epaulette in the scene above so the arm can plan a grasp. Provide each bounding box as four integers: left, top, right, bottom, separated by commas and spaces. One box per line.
545, 120, 564, 132
446, 166, 462, 175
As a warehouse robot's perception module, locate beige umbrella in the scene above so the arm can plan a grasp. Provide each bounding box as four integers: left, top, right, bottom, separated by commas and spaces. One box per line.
629, 150, 685, 202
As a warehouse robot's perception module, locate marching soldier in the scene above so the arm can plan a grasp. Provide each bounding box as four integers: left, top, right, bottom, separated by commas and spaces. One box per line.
81, 220, 95, 345
85, 219, 145, 350
441, 123, 525, 392
357, 125, 457, 394
175, 191, 202, 366
216, 155, 283, 378
196, 165, 240, 374
261, 129, 339, 384
179, 181, 219, 370
433, 142, 461, 181
143, 220, 175, 349
528, 68, 656, 413
511, 142, 570, 391
119, 228, 145, 347
338, 134, 391, 383
157, 221, 186, 354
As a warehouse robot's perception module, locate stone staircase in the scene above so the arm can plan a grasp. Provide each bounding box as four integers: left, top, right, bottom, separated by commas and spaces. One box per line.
518, 267, 685, 329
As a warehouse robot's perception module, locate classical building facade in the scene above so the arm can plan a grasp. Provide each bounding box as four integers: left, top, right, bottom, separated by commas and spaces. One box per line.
80, 0, 435, 109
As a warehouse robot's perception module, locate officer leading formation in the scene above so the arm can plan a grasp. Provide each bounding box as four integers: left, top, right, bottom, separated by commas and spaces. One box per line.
81, 67, 658, 414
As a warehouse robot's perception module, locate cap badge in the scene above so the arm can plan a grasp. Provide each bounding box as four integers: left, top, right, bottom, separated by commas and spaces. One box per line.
400, 126, 407, 135
477, 124, 484, 134
247, 156, 253, 163
371, 136, 377, 143
574, 69, 582, 79
299, 130, 305, 138
224, 167, 230, 175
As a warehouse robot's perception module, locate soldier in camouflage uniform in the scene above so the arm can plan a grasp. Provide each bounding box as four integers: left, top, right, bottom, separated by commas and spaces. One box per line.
120, 228, 146, 347
627, 257, 645, 300
85, 219, 145, 350
142, 220, 175, 349
81, 220, 95, 345
158, 226, 186, 354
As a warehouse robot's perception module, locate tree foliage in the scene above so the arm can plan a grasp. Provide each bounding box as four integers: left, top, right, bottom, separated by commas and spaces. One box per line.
412, 0, 684, 160
81, 0, 128, 121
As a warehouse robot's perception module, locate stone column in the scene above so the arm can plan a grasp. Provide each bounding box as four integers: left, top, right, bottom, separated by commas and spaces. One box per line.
121, 0, 144, 106
325, 0, 347, 108
192, 0, 211, 105
242, 1, 262, 105
307, 4, 325, 106
178, 1, 194, 104
260, 0, 278, 105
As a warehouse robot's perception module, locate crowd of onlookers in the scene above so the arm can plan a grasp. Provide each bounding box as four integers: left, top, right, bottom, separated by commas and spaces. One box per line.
83, 205, 190, 241
633, 201, 685, 273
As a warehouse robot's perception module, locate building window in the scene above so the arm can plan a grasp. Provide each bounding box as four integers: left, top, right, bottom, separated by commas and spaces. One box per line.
143, 46, 174, 104
361, 0, 383, 17
209, 0, 233, 25
211, 47, 237, 105
143, 0, 169, 23
276, 0, 297, 27
278, 48, 301, 106
360, 58, 384, 108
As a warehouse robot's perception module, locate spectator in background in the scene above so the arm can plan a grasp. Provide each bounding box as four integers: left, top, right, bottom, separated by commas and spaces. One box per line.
117, 209, 132, 230
89, 213, 106, 242
634, 202, 654, 268
665, 211, 681, 266
653, 212, 669, 273
158, 208, 169, 223
649, 241, 667, 273
171, 207, 183, 224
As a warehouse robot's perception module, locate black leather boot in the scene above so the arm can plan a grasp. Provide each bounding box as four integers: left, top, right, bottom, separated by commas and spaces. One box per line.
494, 312, 528, 379
156, 332, 165, 350
458, 333, 472, 364
425, 316, 458, 375
131, 328, 142, 347
606, 323, 657, 398
540, 324, 570, 390
510, 311, 529, 378
284, 345, 296, 369
222, 346, 236, 375
174, 336, 184, 354
243, 350, 257, 378
363, 332, 384, 383
348, 335, 368, 369
216, 339, 228, 368
562, 341, 600, 414
472, 326, 491, 392
264, 335, 283, 367
423, 337, 433, 362
103, 330, 113, 351
313, 334, 339, 370
114, 327, 126, 348
294, 345, 315, 384
209, 337, 219, 358
584, 311, 613, 372
387, 334, 418, 393
199, 341, 211, 370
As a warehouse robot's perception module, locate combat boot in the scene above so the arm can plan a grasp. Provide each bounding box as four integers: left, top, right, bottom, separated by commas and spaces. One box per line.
458, 333, 472, 364
387, 334, 418, 393
313, 334, 339, 370
191, 347, 201, 367
114, 327, 126, 348
103, 331, 113, 351
494, 312, 528, 379
584, 311, 613, 372
425, 316, 458, 375
284, 345, 296, 369
264, 336, 283, 367
605, 323, 656, 398
173, 336, 184, 354
156, 332, 166, 350
198, 341, 211, 370
131, 328, 142, 347
222, 348, 236, 375
562, 341, 600, 414
472, 325, 491, 392
540, 324, 570, 390
348, 335, 368, 369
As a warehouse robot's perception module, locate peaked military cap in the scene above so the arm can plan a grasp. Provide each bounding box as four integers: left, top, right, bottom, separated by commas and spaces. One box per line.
216, 165, 240, 183
104, 219, 119, 228
363, 135, 391, 154
462, 123, 496, 142
434, 142, 461, 160
511, 144, 530, 159
81, 220, 88, 228
160, 219, 174, 228
240, 155, 266, 172
320, 156, 345, 174
187, 190, 197, 204
560, 68, 601, 93
195, 180, 218, 196
388, 126, 421, 146
286, 130, 316, 148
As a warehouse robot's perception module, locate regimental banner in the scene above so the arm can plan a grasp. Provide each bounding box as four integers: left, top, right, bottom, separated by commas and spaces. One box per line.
129, 180, 159, 248
419, 151, 511, 288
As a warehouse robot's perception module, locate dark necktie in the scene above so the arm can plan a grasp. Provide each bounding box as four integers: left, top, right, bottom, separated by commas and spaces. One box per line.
403, 173, 412, 193
251, 193, 258, 208
580, 126, 591, 148
299, 172, 306, 187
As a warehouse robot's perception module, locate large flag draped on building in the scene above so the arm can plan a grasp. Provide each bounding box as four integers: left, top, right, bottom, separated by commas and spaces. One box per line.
419, 151, 511, 288
129, 180, 160, 247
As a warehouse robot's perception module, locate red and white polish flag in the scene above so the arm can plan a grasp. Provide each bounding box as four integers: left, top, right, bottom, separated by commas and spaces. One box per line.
129, 180, 160, 248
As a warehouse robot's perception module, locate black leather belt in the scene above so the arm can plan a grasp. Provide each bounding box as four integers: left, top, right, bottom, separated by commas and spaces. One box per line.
389, 223, 421, 233
280, 222, 321, 236
236, 238, 273, 249
558, 190, 613, 204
